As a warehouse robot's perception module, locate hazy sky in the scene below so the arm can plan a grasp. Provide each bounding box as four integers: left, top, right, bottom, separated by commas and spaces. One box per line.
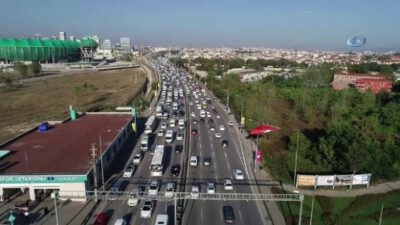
1, 0, 400, 51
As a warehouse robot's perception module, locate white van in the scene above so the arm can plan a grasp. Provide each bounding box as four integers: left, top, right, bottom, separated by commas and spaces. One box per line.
169, 119, 176, 128
154, 214, 168, 225
141, 135, 149, 152
178, 119, 185, 129
165, 130, 174, 143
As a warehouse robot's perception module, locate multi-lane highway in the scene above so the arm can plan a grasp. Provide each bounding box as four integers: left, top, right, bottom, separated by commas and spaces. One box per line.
86, 61, 267, 225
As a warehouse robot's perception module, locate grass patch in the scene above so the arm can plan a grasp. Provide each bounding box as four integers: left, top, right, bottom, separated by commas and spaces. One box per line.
0, 68, 147, 143
276, 190, 400, 225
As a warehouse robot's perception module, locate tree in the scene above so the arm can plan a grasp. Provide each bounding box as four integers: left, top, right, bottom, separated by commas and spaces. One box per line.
14, 62, 28, 77
29, 61, 41, 75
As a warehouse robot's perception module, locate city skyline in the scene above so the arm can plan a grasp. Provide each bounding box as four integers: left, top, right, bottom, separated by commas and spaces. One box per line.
1, 0, 400, 52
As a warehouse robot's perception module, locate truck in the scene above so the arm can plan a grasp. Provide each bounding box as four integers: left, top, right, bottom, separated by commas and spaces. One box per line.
156, 105, 163, 117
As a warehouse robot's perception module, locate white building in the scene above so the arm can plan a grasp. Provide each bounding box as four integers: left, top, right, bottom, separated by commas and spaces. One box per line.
101, 39, 112, 51
120, 37, 131, 53
59, 31, 66, 41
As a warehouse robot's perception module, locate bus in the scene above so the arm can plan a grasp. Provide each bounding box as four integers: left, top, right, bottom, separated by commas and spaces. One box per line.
145, 116, 156, 134
150, 145, 164, 177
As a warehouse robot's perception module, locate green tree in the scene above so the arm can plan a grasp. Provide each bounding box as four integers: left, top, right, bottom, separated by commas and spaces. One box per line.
14, 62, 28, 77
29, 61, 41, 75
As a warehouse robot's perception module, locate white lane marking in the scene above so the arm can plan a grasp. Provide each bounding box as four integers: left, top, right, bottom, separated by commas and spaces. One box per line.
239, 209, 243, 222
201, 208, 204, 221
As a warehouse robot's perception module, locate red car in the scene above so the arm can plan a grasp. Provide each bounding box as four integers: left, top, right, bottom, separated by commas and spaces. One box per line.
191, 129, 198, 135
94, 212, 108, 225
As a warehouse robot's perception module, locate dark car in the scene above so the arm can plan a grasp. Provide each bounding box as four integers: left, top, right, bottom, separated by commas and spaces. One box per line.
223, 206, 236, 223
175, 145, 183, 153
94, 212, 108, 225
171, 164, 181, 176
200, 119, 205, 124
179, 110, 185, 116
191, 129, 198, 135
208, 119, 214, 124
172, 111, 178, 117
222, 140, 228, 148
203, 157, 211, 166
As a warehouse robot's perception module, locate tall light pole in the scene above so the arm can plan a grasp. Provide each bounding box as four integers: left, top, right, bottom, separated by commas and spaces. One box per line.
98, 129, 111, 190
294, 128, 300, 186
378, 203, 384, 225
309, 195, 315, 225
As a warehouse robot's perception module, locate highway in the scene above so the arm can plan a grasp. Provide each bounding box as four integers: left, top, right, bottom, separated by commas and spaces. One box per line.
86, 61, 267, 225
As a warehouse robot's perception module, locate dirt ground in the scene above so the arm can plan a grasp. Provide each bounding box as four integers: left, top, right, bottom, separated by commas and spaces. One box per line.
0, 68, 147, 143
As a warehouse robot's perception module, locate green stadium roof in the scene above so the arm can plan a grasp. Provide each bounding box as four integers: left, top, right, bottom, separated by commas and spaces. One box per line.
0, 38, 98, 62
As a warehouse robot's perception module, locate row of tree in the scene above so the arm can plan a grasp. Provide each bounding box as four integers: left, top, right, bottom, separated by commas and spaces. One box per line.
206, 65, 400, 183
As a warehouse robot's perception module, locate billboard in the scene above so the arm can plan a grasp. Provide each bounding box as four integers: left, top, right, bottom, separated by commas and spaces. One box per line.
297, 175, 316, 186
334, 175, 353, 186
316, 175, 335, 186
352, 174, 371, 185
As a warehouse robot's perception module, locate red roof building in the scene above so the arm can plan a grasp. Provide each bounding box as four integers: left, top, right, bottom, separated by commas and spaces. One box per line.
355, 79, 393, 94
332, 72, 388, 91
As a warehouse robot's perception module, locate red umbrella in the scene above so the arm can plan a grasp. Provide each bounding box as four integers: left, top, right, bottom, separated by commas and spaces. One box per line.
249, 124, 280, 136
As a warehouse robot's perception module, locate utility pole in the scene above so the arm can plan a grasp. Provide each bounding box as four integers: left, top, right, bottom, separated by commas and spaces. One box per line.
294, 129, 300, 186
378, 203, 384, 225
90, 143, 99, 201
309, 195, 315, 225
226, 90, 230, 113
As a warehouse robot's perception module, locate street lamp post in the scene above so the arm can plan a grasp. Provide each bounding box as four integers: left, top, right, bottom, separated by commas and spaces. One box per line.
294, 129, 300, 186
98, 129, 111, 190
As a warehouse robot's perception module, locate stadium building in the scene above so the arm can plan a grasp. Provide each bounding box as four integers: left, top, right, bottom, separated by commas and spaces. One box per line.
0, 38, 98, 63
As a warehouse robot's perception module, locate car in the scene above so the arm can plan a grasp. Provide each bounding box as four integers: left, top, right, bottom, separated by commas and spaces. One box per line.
190, 156, 198, 166
208, 119, 214, 124
179, 110, 185, 116
219, 125, 225, 131
123, 165, 135, 178
113, 218, 127, 225
229, 121, 235, 126
161, 122, 167, 129
192, 119, 198, 125
224, 179, 233, 191
162, 112, 169, 119
215, 132, 222, 138
127, 192, 139, 206
148, 181, 159, 196
216, 114, 221, 119
140, 201, 154, 218
207, 112, 212, 118
191, 129, 198, 135
165, 182, 175, 198
223, 206, 236, 223
133, 153, 143, 165
157, 129, 164, 137
171, 164, 181, 176
94, 212, 108, 225
222, 140, 228, 148
233, 169, 244, 180
209, 126, 215, 132
176, 133, 184, 141
207, 182, 215, 194
203, 157, 211, 166
200, 118, 205, 124
191, 112, 196, 117
175, 145, 183, 153
172, 111, 178, 117
191, 185, 200, 198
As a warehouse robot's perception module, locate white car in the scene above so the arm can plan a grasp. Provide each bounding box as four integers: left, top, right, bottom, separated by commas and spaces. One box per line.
224, 179, 234, 191
210, 126, 215, 132
127, 192, 139, 206
123, 166, 134, 178
176, 133, 184, 141
114, 219, 127, 225
148, 181, 159, 196
161, 122, 167, 129
158, 129, 164, 137
219, 125, 225, 131
233, 169, 244, 180
190, 156, 198, 166
207, 182, 215, 194
215, 132, 222, 138
165, 182, 175, 198
191, 112, 196, 117
140, 201, 154, 218
216, 115, 221, 119
229, 121, 234, 126
191, 185, 200, 198
207, 112, 211, 118
133, 153, 143, 165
